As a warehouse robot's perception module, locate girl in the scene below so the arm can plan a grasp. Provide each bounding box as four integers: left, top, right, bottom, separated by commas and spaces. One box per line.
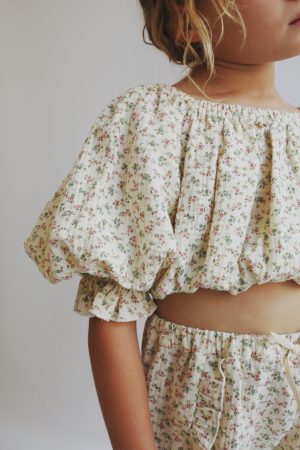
23, 0, 300, 449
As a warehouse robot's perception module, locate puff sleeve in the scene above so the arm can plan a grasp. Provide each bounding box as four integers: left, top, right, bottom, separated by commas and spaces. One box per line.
23, 87, 178, 321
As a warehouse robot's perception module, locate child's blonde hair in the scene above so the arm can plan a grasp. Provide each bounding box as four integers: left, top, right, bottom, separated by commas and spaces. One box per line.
138, 0, 247, 100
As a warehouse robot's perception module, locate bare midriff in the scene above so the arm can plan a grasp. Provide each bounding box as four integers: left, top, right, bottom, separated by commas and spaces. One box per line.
153, 280, 300, 335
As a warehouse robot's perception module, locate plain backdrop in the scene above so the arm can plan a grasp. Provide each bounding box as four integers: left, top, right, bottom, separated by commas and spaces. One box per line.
1, 1, 300, 449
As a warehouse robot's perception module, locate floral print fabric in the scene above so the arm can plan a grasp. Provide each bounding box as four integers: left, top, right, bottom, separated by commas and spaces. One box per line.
141, 312, 300, 450
24, 83, 300, 322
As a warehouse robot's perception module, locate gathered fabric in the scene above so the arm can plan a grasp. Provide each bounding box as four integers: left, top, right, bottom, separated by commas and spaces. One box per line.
141, 312, 300, 450
24, 83, 300, 321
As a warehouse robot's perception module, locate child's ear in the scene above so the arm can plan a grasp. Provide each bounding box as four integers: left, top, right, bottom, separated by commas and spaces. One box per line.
169, 5, 202, 44
186, 30, 202, 43
174, 26, 202, 44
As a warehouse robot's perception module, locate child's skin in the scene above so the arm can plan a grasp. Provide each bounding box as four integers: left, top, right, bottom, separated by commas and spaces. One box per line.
88, 319, 157, 450
176, 0, 300, 111
158, 0, 300, 335
88, 2, 300, 449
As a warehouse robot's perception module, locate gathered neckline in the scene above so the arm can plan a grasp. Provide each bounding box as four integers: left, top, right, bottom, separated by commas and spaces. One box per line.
157, 83, 300, 118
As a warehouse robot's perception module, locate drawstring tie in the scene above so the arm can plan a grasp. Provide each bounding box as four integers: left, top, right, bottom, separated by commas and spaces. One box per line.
267, 331, 300, 412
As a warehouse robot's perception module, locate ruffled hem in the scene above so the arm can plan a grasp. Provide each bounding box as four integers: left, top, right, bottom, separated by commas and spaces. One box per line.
291, 276, 300, 285
73, 274, 158, 322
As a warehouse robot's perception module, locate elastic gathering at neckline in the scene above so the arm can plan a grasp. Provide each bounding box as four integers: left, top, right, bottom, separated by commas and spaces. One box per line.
155, 82, 300, 121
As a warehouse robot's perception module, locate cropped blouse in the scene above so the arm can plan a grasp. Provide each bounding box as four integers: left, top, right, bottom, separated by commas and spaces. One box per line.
24, 83, 300, 322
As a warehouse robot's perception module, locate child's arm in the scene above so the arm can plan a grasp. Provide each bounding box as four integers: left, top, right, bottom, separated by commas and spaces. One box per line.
88, 317, 157, 450
23, 87, 177, 448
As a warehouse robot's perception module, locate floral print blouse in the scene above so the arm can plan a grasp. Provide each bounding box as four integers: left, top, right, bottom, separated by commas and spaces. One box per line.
24, 83, 300, 322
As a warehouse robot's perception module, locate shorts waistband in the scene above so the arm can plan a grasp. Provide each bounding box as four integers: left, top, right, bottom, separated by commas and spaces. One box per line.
146, 312, 300, 412
147, 312, 300, 345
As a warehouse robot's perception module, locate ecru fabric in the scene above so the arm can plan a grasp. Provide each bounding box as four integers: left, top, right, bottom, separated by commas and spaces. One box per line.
24, 83, 300, 321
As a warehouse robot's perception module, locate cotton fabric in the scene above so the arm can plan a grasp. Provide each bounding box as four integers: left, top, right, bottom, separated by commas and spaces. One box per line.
23, 83, 300, 321
141, 312, 300, 450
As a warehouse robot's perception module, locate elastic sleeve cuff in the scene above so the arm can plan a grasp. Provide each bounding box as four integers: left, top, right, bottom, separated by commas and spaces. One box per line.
73, 274, 158, 322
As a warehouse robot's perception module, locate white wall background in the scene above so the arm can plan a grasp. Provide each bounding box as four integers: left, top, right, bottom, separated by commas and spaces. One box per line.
1, 1, 300, 449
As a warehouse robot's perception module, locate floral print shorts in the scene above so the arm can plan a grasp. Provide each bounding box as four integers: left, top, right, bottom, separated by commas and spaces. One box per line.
141, 312, 300, 450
